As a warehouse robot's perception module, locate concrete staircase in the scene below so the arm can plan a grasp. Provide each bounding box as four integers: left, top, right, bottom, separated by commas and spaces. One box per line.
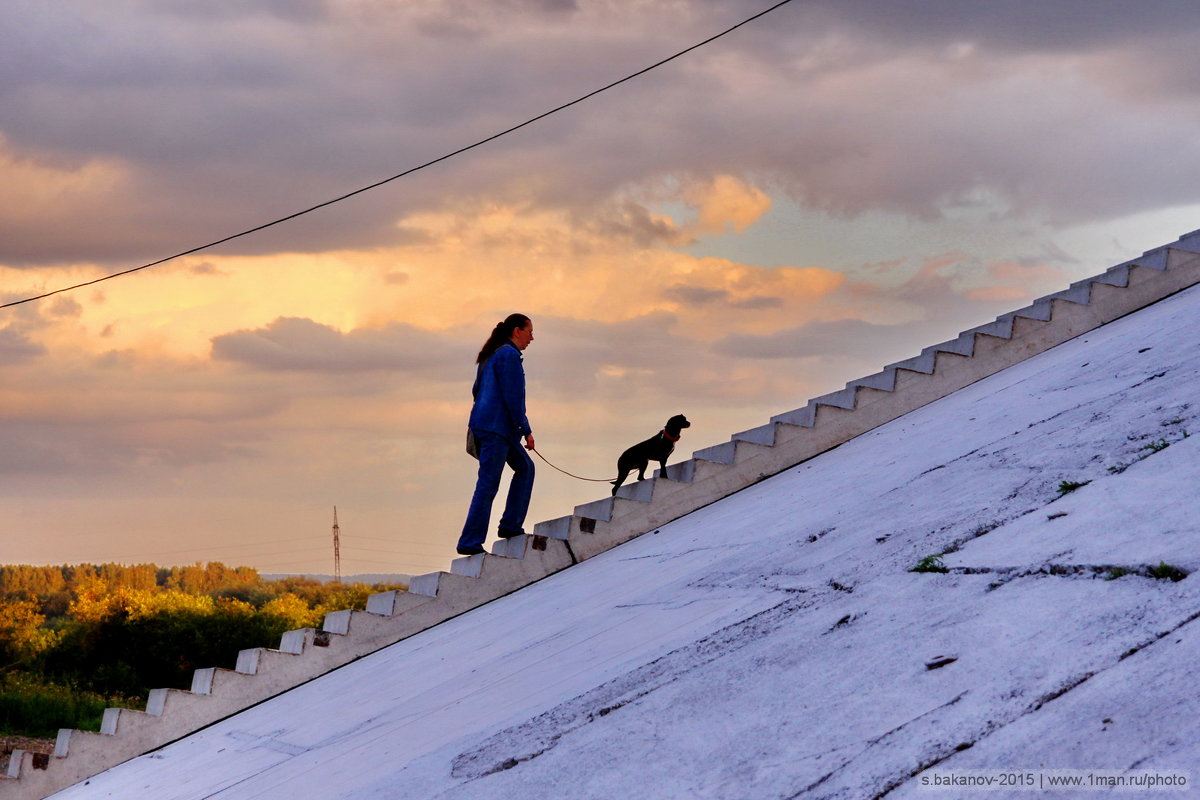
6, 230, 1200, 799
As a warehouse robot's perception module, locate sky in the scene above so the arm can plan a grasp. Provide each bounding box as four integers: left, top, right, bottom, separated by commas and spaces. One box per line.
3, 0, 1200, 577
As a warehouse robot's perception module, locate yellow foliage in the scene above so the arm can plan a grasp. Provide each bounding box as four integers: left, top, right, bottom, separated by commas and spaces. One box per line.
0, 599, 58, 659
69, 585, 218, 623
260, 593, 321, 629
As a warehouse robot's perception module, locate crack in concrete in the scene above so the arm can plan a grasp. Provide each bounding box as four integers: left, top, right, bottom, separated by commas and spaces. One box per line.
867, 607, 1200, 799
935, 562, 1192, 590
781, 692, 969, 800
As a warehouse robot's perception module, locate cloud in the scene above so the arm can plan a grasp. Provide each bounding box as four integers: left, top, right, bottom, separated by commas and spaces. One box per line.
0, 326, 46, 364
963, 259, 1069, 303
730, 296, 784, 310
714, 317, 934, 361
0, 135, 134, 266
662, 283, 786, 311
791, 1, 1200, 52
0, 349, 289, 479
712, 248, 1066, 366
0, 416, 264, 477
585, 202, 690, 248
662, 285, 730, 307
48, 296, 83, 318
189, 261, 226, 276
211, 317, 466, 376
5, 1, 1200, 268
683, 175, 772, 235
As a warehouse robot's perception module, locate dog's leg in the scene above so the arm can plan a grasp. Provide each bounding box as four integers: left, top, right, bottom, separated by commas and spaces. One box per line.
657, 459, 669, 480
611, 469, 630, 496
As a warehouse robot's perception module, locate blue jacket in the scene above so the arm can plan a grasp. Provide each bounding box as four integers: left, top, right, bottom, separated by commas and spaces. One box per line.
468, 344, 531, 439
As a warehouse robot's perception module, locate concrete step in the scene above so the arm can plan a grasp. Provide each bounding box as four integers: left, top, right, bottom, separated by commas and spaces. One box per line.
660, 459, 697, 483
1174, 229, 1200, 253
451, 552, 488, 578
692, 441, 736, 464
731, 422, 779, 446
1043, 282, 1093, 305
614, 477, 657, 502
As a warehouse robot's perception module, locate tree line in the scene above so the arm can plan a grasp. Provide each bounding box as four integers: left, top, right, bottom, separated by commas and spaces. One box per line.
0, 562, 404, 740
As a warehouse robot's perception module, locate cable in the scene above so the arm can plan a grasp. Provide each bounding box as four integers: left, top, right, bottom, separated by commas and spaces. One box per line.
531, 447, 615, 483
0, 0, 795, 311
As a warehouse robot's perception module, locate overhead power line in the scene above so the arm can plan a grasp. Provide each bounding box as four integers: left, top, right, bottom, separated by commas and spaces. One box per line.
1, 0, 794, 311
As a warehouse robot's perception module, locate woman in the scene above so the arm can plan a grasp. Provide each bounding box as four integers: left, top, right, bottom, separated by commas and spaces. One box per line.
457, 314, 536, 556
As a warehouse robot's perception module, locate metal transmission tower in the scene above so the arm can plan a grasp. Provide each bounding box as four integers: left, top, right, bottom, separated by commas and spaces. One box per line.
332, 506, 342, 584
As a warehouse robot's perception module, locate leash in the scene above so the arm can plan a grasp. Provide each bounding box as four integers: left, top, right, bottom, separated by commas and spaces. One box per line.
531, 447, 616, 483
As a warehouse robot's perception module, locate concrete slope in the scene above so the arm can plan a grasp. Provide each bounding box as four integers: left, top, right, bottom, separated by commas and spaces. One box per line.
30, 251, 1200, 798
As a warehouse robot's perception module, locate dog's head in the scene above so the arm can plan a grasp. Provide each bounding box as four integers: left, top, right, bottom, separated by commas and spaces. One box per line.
666, 414, 691, 434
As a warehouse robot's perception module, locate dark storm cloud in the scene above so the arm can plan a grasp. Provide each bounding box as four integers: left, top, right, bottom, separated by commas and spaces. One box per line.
4, 0, 1200, 266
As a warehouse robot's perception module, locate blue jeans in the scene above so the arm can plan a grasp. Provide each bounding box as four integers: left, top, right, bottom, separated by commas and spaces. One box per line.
458, 430, 535, 550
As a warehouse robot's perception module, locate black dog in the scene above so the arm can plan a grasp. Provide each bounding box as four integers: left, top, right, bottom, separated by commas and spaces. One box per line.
611, 414, 691, 495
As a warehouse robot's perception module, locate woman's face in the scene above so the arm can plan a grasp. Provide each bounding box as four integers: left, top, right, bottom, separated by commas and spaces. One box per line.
511, 321, 534, 351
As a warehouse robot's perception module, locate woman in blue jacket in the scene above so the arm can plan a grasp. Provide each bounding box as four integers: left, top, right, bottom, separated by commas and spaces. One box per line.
457, 313, 536, 555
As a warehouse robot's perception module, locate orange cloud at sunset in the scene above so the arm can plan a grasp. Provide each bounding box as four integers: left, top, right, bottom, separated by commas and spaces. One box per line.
685, 174, 773, 235
5, 178, 838, 359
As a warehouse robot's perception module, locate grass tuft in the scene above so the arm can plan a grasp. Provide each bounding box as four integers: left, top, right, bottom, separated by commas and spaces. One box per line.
1056, 480, 1091, 496
910, 554, 949, 574
1147, 561, 1188, 582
